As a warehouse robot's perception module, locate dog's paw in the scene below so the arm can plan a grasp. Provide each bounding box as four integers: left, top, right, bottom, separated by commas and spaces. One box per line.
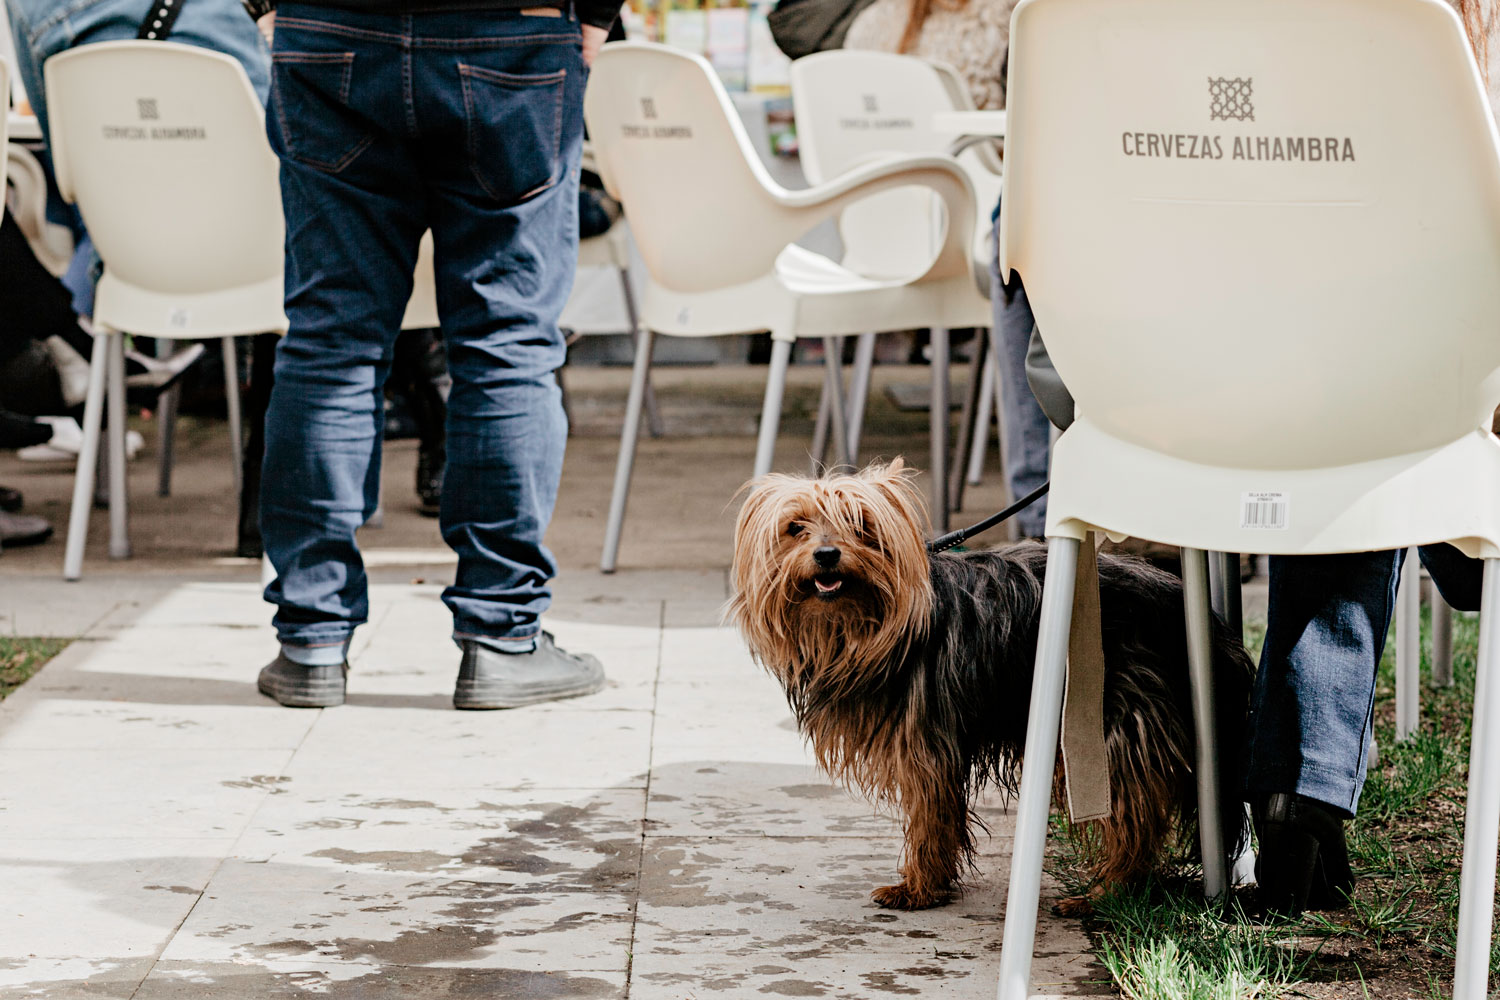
871, 883, 948, 910
1052, 893, 1095, 918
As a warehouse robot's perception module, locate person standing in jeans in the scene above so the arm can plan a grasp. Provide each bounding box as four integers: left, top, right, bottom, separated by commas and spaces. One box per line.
250, 0, 614, 709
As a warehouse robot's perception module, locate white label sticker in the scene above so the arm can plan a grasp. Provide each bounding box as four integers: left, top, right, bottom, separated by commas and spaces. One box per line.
167, 307, 191, 330
1241, 491, 1288, 529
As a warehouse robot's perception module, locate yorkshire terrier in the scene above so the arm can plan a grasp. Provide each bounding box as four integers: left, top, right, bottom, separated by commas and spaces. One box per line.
728, 460, 1252, 911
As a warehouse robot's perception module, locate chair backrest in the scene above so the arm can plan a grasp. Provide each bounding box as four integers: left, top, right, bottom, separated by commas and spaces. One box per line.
791, 50, 970, 279
584, 42, 809, 294
46, 41, 283, 324
1000, 0, 1500, 470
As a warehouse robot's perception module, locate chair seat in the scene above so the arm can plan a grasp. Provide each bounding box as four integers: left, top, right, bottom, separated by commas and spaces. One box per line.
1047, 421, 1500, 559
777, 244, 992, 335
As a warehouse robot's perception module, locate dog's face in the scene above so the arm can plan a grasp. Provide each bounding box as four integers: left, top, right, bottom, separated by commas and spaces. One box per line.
729, 460, 933, 688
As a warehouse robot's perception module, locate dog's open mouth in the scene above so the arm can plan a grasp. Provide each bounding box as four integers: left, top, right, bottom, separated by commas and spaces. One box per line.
813, 573, 844, 598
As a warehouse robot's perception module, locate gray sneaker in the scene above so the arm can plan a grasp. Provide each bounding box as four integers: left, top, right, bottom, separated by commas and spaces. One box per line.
257, 652, 348, 708
454, 632, 605, 710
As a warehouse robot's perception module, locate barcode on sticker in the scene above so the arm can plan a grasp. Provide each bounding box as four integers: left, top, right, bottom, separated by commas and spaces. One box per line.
1241, 492, 1288, 530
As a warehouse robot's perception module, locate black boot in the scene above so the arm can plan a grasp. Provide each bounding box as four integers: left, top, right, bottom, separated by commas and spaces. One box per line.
1254, 792, 1355, 916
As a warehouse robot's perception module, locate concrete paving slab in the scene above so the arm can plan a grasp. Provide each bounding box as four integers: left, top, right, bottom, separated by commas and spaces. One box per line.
632, 835, 1008, 956
0, 838, 231, 958
0, 749, 293, 839
644, 760, 900, 838
159, 859, 634, 972
0, 957, 154, 999
229, 787, 644, 890
277, 706, 653, 792
133, 961, 625, 999
0, 695, 317, 751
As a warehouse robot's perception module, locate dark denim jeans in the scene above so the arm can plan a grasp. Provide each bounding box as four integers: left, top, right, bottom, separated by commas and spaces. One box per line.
1246, 546, 1483, 816
988, 219, 1051, 537
260, 5, 584, 651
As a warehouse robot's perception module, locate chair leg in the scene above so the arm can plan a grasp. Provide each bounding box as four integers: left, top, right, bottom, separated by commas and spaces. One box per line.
929, 326, 950, 533
809, 365, 833, 476
1452, 558, 1500, 1000
156, 340, 179, 498
996, 534, 1081, 1000
845, 332, 875, 462
1181, 547, 1227, 900
949, 327, 989, 512
222, 337, 244, 499
617, 265, 665, 438
1208, 551, 1244, 638
965, 336, 998, 488
753, 338, 793, 480
1396, 547, 1421, 741
821, 337, 852, 471
106, 332, 131, 560
600, 326, 656, 573
1433, 594, 1454, 688
63, 333, 111, 581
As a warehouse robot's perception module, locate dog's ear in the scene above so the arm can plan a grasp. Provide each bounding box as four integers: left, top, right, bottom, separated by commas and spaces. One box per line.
861, 458, 930, 533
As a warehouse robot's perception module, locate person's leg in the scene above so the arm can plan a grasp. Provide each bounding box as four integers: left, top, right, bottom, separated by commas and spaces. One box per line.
989, 226, 1051, 537
257, 6, 426, 697
411, 8, 602, 708
1247, 550, 1403, 815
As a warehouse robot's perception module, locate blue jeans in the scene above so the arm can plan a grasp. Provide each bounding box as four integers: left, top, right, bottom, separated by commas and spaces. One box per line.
4, 0, 270, 316
989, 222, 1051, 536
260, 5, 584, 652
1246, 546, 1483, 816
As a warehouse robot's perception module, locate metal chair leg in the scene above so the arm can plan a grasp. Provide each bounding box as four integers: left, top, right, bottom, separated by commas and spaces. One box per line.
1182, 546, 1227, 901
617, 265, 665, 438
996, 534, 1081, 1000
950, 328, 989, 512
63, 333, 111, 581
106, 332, 131, 560
1433, 593, 1454, 688
929, 327, 950, 533
821, 337, 852, 471
601, 326, 656, 573
156, 339, 179, 498
1453, 558, 1500, 1000
753, 338, 793, 480
1208, 551, 1244, 638
1396, 547, 1421, 741
810, 355, 833, 476
845, 332, 875, 462
966, 336, 998, 488
222, 337, 244, 499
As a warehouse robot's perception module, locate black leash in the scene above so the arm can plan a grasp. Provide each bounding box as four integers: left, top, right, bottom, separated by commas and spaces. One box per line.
927, 480, 1050, 554
138, 0, 188, 40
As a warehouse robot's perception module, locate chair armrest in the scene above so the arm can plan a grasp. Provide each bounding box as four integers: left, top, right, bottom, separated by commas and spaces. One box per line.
771, 153, 977, 283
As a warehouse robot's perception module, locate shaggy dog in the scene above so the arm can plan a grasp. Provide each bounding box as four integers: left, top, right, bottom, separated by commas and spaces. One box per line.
728, 460, 1251, 910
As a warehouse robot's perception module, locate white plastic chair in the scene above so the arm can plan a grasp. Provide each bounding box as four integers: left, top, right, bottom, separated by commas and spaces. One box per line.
993, 0, 1500, 997
47, 41, 286, 580
790, 50, 1001, 510
585, 41, 982, 571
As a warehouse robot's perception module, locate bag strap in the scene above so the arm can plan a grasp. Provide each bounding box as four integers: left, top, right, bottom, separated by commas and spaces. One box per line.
138, 0, 188, 40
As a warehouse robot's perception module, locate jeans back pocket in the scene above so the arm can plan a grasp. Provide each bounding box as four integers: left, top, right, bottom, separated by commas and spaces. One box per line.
272, 51, 374, 174
459, 63, 567, 206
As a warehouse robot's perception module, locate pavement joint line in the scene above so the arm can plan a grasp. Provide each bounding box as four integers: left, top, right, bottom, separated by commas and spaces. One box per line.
621, 597, 667, 1000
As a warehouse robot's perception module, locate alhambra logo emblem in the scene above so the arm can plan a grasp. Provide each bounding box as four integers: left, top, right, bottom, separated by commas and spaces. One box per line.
1208, 77, 1253, 121
641, 97, 657, 120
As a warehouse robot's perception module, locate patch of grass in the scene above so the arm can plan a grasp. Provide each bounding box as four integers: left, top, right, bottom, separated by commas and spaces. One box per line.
0, 636, 69, 700
1048, 604, 1486, 998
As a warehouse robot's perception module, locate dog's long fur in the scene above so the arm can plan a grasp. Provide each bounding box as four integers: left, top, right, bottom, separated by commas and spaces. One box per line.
729, 460, 1252, 910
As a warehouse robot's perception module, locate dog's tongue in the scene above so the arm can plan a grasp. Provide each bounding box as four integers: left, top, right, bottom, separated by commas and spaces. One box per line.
815, 577, 842, 594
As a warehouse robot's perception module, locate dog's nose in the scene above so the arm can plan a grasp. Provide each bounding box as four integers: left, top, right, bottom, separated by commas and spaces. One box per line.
813, 546, 841, 569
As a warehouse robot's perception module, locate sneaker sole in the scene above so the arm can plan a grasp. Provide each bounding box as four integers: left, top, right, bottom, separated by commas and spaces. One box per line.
453, 673, 605, 710
258, 675, 346, 708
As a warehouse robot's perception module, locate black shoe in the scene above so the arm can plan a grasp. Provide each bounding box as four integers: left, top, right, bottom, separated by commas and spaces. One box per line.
454, 632, 605, 710
0, 485, 22, 513
416, 443, 443, 518
0, 511, 53, 547
257, 652, 347, 708
1254, 792, 1354, 916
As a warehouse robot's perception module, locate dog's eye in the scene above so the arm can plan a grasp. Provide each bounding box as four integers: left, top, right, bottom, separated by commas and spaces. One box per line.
787, 522, 804, 537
